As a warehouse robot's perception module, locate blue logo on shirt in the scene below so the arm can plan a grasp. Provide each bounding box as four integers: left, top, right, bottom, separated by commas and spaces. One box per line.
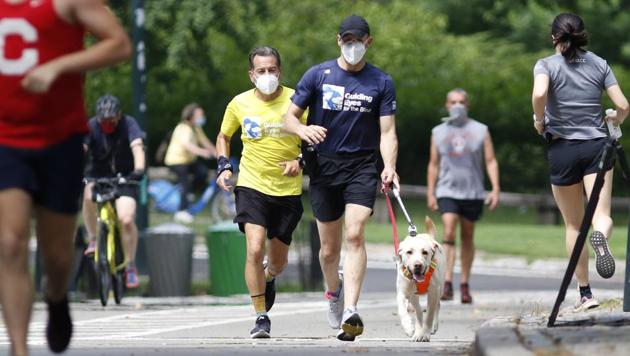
243, 117, 262, 139
322, 84, 344, 111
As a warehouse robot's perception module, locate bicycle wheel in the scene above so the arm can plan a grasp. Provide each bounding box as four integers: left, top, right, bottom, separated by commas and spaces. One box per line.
96, 222, 110, 306
112, 227, 125, 305
210, 190, 237, 222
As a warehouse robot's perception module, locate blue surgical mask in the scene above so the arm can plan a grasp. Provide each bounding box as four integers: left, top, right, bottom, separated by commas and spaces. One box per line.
195, 116, 206, 126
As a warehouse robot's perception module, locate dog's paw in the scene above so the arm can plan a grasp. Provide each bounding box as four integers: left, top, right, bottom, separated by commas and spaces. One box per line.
410, 331, 430, 342
401, 319, 414, 337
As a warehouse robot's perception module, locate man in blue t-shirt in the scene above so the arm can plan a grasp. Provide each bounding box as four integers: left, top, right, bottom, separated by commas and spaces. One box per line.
82, 95, 146, 289
284, 15, 399, 341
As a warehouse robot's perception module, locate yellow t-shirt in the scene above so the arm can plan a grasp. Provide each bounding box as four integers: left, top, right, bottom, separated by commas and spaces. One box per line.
164, 123, 208, 166
220, 87, 307, 196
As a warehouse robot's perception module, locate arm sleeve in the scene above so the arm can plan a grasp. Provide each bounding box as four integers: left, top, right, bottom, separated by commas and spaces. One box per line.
291, 66, 318, 110
83, 120, 94, 146
126, 116, 146, 143
220, 101, 241, 137
603, 62, 618, 89
379, 75, 397, 116
533, 59, 548, 76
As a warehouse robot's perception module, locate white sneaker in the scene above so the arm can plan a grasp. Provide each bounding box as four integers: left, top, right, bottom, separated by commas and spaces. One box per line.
174, 210, 194, 224
325, 274, 344, 329
574, 295, 599, 312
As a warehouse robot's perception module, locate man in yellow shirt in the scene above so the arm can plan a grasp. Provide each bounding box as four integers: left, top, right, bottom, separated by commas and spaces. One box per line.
216, 46, 306, 338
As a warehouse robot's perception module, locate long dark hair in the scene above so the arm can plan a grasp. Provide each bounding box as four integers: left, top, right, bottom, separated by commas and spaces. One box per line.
551, 13, 588, 62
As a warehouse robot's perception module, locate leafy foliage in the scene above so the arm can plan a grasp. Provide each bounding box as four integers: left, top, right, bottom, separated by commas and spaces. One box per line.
86, 0, 630, 193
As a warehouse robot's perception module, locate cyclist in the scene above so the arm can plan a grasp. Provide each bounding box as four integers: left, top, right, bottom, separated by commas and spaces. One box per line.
165, 103, 217, 224
216, 46, 307, 338
82, 94, 146, 289
0, 0, 131, 354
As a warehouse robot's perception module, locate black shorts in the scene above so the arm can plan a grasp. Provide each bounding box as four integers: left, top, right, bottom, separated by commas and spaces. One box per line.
309, 152, 378, 222
0, 135, 85, 214
437, 198, 484, 222
548, 137, 614, 186
233, 186, 303, 245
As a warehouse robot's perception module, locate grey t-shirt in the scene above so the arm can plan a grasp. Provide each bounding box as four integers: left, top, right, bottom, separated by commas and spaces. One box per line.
533, 51, 618, 140
433, 118, 488, 200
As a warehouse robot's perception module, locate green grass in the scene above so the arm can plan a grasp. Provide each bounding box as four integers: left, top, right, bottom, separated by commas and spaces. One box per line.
147, 194, 630, 261
365, 220, 628, 260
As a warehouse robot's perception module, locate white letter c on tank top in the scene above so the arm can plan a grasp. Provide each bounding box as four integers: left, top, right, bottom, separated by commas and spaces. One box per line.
0, 18, 38, 75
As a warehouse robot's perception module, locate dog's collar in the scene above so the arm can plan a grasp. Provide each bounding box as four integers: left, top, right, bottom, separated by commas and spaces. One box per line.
401, 258, 438, 295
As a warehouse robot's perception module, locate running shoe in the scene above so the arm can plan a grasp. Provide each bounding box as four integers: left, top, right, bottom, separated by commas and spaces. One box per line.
83, 240, 96, 256
590, 231, 615, 279
574, 294, 600, 312
250, 315, 271, 339
46, 295, 73, 353
441, 281, 453, 301
338, 308, 363, 341
174, 210, 194, 224
125, 265, 139, 289
461, 283, 473, 304
325, 274, 344, 329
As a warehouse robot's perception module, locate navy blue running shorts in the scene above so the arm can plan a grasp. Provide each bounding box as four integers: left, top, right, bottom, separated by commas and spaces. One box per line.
0, 135, 85, 214
309, 152, 379, 222
547, 137, 614, 186
437, 198, 484, 222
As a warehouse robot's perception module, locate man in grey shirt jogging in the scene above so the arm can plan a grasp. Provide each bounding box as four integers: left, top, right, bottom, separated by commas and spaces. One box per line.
427, 88, 500, 304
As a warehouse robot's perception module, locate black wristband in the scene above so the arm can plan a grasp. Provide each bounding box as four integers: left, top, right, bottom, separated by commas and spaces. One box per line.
297, 154, 305, 169
217, 156, 233, 177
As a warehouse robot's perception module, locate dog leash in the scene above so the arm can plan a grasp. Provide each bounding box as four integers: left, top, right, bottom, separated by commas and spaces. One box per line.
382, 186, 436, 295
382, 185, 401, 253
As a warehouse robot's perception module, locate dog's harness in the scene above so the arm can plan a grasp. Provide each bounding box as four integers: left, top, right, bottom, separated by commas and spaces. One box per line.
401, 258, 438, 295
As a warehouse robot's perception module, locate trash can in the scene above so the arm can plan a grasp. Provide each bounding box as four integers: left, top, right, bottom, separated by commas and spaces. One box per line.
144, 223, 194, 297
206, 222, 247, 296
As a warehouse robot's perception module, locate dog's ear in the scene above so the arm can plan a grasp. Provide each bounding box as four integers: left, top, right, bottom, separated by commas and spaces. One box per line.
396, 246, 403, 263
424, 216, 436, 239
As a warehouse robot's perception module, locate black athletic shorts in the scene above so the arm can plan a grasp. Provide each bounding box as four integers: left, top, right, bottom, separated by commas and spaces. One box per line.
309, 152, 379, 222
233, 186, 303, 245
437, 198, 484, 222
547, 137, 614, 186
0, 135, 85, 214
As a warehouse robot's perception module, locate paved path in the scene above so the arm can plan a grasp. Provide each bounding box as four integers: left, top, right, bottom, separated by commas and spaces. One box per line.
3, 242, 626, 355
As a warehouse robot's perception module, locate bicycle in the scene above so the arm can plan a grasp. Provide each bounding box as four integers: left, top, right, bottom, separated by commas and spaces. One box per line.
88, 176, 138, 306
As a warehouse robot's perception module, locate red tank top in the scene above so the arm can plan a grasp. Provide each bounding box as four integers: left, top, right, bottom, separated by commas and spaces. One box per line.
0, 0, 87, 149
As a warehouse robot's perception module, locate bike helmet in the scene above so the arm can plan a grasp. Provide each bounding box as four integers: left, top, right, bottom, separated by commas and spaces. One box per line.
95, 94, 121, 119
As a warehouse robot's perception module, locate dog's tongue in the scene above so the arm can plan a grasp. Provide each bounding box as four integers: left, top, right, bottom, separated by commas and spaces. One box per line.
413, 273, 425, 283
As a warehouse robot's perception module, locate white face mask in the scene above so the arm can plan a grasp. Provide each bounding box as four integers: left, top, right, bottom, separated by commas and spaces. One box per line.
255, 73, 279, 95
341, 42, 366, 65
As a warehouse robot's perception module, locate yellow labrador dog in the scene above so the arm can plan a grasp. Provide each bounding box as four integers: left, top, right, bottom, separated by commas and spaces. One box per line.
396, 217, 445, 342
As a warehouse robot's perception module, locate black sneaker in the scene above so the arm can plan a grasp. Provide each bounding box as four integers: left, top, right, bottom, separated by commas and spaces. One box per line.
250, 315, 271, 339
441, 281, 453, 301
46, 295, 73, 353
338, 310, 363, 341
590, 231, 615, 279
265, 278, 276, 312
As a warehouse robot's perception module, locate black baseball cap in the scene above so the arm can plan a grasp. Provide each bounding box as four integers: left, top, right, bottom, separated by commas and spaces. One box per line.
338, 15, 370, 38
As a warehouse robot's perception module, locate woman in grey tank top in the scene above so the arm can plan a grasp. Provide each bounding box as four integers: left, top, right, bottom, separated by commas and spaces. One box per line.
531, 13, 629, 311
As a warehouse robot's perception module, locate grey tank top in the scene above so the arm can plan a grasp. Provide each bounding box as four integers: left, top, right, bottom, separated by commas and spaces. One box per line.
533, 51, 617, 140
433, 119, 487, 200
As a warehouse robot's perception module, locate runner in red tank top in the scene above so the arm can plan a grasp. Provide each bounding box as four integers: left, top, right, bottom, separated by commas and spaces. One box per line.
0, 1, 131, 354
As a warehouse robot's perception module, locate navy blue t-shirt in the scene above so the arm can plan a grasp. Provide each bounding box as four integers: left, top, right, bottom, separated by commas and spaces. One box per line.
292, 59, 396, 154
85, 115, 145, 177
